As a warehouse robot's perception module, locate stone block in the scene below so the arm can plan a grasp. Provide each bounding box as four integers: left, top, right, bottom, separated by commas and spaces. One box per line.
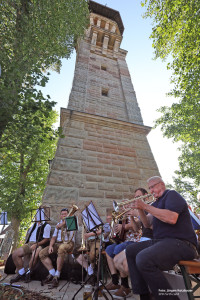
53, 158, 81, 173
43, 186, 79, 204
98, 183, 114, 191
57, 147, 86, 161
48, 171, 84, 188
79, 189, 104, 198
98, 169, 113, 177
59, 137, 83, 149
86, 175, 104, 182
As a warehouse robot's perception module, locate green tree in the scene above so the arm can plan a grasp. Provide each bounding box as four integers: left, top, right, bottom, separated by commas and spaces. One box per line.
0, 0, 89, 136
142, 0, 200, 187
166, 176, 198, 208
0, 87, 58, 248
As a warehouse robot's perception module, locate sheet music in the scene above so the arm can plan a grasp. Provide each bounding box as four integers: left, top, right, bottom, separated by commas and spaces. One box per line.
81, 201, 103, 231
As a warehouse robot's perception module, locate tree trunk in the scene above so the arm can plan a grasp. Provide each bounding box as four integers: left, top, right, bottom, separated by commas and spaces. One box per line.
11, 216, 21, 250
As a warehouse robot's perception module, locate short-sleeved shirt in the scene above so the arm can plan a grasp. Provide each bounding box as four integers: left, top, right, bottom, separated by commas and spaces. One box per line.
29, 223, 51, 242
152, 189, 197, 246
103, 223, 111, 242
53, 221, 75, 242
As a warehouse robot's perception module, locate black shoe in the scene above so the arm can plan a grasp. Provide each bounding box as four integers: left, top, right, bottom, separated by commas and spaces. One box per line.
87, 274, 97, 286
42, 274, 54, 285
10, 273, 25, 284
48, 276, 59, 289
24, 271, 31, 283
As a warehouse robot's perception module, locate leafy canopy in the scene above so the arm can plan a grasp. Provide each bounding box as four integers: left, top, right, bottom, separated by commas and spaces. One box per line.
0, 89, 58, 222
142, 0, 200, 187
0, 0, 89, 135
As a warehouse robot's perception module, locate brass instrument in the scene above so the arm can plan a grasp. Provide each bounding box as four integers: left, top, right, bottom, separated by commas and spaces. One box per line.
112, 208, 132, 223
109, 208, 131, 242
78, 219, 87, 252
116, 193, 153, 207
67, 204, 79, 217
61, 204, 79, 243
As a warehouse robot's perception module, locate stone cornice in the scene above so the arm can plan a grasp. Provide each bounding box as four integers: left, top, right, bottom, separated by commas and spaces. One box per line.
60, 109, 151, 136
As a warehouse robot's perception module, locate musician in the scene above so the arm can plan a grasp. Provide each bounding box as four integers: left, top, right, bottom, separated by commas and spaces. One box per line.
104, 194, 142, 298
10, 210, 51, 284
103, 215, 112, 249
75, 215, 112, 283
126, 176, 198, 300
112, 188, 153, 298
39, 208, 75, 288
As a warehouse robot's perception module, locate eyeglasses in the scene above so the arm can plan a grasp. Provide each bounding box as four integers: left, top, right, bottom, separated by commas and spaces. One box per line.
148, 182, 161, 190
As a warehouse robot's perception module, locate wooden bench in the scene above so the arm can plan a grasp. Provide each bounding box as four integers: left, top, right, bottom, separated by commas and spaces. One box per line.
179, 260, 200, 300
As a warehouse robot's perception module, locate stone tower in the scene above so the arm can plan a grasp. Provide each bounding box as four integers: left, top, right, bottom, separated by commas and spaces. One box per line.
42, 1, 160, 222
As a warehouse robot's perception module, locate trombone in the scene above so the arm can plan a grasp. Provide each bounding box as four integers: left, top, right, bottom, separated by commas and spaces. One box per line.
78, 219, 87, 253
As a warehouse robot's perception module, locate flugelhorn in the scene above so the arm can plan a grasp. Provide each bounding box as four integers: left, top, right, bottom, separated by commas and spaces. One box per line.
115, 193, 153, 207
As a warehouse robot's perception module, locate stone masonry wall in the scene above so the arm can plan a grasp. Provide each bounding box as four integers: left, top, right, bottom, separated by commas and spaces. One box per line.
68, 40, 143, 125
42, 110, 159, 223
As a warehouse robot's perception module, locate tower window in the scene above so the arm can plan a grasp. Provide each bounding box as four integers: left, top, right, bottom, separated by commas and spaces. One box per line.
102, 88, 109, 97
101, 65, 107, 71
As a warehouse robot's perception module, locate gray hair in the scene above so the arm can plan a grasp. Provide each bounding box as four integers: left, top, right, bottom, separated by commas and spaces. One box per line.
147, 176, 164, 184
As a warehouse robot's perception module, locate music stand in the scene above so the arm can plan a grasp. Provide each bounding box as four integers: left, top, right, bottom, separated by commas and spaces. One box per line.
72, 202, 113, 300
82, 201, 103, 232
31, 206, 50, 223
0, 212, 8, 235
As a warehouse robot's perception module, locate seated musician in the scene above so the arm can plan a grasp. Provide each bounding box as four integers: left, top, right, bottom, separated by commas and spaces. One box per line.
39, 208, 75, 288
75, 226, 102, 285
10, 209, 51, 284
103, 215, 112, 249
75, 215, 112, 283
126, 176, 198, 300
113, 188, 153, 298
104, 191, 142, 298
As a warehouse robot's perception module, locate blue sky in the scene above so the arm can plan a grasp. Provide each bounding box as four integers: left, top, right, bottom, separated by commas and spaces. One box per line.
40, 0, 180, 184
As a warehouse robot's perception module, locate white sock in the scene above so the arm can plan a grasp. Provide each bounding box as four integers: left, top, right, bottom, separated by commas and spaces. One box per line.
26, 268, 30, 274
88, 265, 93, 275
18, 268, 25, 275
49, 269, 56, 276
55, 270, 60, 277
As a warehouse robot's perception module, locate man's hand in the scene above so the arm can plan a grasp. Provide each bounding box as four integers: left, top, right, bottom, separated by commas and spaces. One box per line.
30, 244, 37, 251
56, 220, 65, 229
48, 245, 53, 254
132, 199, 146, 210
126, 208, 138, 217
114, 224, 122, 233
84, 232, 92, 240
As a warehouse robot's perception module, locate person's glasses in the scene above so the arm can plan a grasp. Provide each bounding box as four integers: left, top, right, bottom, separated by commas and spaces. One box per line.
148, 182, 161, 190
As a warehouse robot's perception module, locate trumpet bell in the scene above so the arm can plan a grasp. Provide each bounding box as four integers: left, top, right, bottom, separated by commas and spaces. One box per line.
113, 200, 119, 212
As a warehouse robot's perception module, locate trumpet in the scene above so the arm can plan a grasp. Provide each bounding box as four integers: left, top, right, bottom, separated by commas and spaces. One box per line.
111, 208, 132, 223
116, 193, 153, 207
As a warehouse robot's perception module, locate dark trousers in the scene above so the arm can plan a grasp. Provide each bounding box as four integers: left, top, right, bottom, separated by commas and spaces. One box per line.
126, 238, 197, 300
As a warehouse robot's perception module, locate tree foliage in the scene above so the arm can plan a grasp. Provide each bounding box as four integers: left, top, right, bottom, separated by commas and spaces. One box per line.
0, 0, 89, 136
142, 0, 200, 187
0, 87, 58, 247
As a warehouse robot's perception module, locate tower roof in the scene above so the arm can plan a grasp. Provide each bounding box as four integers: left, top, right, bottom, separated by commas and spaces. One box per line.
89, 0, 124, 35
